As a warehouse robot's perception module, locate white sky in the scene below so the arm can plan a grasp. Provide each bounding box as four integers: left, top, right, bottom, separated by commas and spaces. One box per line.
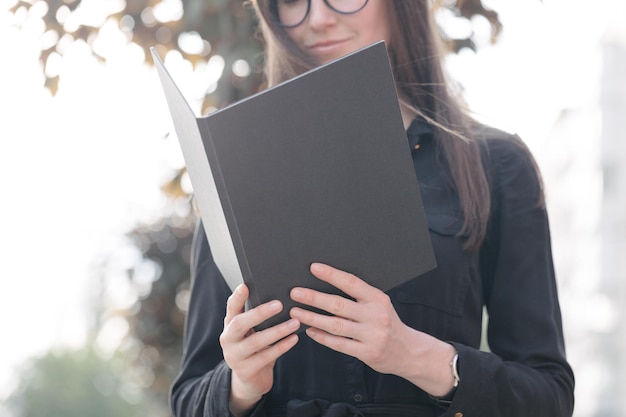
0, 1, 181, 400
0, 0, 624, 415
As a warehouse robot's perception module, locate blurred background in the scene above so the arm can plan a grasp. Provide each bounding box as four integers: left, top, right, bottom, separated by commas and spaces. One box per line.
0, 0, 624, 416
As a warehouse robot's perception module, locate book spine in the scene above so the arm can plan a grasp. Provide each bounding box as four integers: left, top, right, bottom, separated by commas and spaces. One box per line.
196, 120, 257, 304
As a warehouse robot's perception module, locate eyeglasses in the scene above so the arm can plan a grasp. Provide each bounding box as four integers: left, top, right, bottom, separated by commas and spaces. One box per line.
267, 0, 369, 28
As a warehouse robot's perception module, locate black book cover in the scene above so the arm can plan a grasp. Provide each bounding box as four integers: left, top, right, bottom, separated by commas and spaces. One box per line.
152, 41, 436, 330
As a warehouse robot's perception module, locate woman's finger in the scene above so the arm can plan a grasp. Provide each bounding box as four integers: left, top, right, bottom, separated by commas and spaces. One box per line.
309, 263, 376, 301
236, 318, 301, 360
290, 306, 359, 338
222, 298, 285, 342
290, 286, 358, 319
224, 284, 248, 327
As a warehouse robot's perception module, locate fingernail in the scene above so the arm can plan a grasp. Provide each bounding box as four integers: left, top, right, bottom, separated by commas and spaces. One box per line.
236, 285, 244, 295
287, 319, 299, 329
269, 301, 281, 312
306, 328, 317, 337
291, 288, 303, 300
310, 263, 325, 275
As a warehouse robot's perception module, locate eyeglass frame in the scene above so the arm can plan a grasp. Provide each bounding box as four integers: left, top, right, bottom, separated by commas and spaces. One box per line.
265, 0, 370, 29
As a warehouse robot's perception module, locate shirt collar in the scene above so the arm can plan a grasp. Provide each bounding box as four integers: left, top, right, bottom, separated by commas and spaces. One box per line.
406, 117, 433, 151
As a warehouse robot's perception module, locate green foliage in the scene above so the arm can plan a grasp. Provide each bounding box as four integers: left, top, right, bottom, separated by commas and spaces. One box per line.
6, 346, 153, 417
435, 0, 502, 53
9, 0, 264, 104
8, 0, 502, 100
122, 204, 196, 407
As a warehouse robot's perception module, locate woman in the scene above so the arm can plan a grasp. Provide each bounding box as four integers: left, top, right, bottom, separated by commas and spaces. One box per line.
170, 1, 575, 416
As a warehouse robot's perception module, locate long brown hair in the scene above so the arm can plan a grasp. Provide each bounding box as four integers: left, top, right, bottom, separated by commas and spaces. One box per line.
251, 0, 490, 251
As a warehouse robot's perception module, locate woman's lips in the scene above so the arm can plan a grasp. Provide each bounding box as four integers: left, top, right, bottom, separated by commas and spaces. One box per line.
307, 39, 350, 58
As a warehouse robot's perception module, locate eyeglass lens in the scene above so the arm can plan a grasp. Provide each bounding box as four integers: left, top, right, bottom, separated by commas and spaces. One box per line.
272, 0, 369, 28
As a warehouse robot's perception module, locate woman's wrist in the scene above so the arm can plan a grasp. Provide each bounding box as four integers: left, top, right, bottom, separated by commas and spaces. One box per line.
229, 393, 262, 417
395, 327, 458, 397
429, 351, 460, 404
229, 377, 263, 417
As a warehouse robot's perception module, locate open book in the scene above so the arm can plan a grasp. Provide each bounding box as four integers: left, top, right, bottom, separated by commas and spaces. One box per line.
152, 41, 436, 330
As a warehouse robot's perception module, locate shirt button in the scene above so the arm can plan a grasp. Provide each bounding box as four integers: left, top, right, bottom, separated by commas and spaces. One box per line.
353, 394, 363, 403
454, 413, 463, 417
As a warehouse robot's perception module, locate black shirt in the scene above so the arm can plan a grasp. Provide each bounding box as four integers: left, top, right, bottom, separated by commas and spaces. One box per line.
170, 119, 575, 417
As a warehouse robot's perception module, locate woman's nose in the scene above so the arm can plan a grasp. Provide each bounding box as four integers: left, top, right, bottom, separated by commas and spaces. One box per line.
307, 0, 338, 30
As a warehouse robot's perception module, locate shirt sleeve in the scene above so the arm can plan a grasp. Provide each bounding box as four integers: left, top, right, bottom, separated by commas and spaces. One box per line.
169, 220, 235, 417
440, 135, 575, 416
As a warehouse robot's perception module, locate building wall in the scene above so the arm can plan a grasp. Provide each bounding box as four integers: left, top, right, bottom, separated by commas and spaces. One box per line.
599, 26, 626, 416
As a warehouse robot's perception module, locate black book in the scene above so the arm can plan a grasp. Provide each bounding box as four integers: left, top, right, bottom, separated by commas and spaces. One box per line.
152, 41, 436, 330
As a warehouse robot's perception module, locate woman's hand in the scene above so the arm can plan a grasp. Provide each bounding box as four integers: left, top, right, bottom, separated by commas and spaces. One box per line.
289, 263, 457, 397
220, 284, 300, 417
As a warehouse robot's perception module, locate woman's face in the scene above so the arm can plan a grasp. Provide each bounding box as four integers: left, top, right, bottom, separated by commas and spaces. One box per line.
282, 0, 393, 64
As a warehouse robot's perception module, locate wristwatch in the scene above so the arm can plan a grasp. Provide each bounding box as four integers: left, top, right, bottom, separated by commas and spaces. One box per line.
430, 352, 460, 404
451, 353, 460, 387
